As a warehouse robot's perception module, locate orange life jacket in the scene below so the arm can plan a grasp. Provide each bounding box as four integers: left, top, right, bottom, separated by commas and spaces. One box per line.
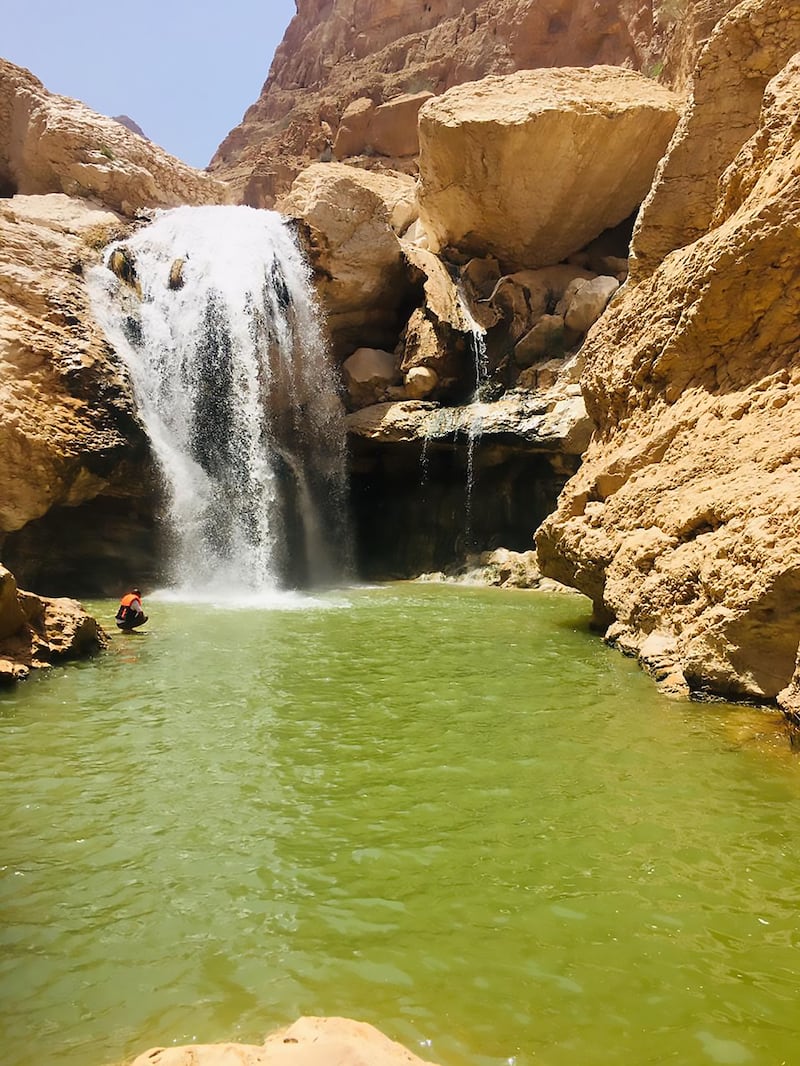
120, 593, 141, 608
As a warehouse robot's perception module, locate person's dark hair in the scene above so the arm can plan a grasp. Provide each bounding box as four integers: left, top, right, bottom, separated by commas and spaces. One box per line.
133, 587, 141, 594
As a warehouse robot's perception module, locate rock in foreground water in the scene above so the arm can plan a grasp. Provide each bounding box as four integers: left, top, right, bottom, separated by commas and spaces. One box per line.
0, 565, 107, 684
129, 1016, 438, 1066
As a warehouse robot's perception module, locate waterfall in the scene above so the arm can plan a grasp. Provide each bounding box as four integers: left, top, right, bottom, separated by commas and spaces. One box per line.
88, 204, 352, 597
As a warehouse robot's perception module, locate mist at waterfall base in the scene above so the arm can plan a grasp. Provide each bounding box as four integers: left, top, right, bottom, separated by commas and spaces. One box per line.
89, 206, 352, 606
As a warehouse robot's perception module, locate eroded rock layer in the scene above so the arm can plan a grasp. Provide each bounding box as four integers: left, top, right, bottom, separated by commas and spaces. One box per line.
536, 0, 800, 712
0, 564, 107, 684
1, 60, 229, 215
209, 0, 739, 206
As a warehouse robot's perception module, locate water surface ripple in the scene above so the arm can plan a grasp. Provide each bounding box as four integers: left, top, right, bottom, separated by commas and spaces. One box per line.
1, 585, 798, 1066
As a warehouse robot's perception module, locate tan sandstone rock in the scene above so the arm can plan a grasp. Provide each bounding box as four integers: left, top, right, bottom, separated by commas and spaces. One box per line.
281, 163, 417, 356
0, 60, 229, 216
346, 388, 591, 454
629, 0, 800, 279
129, 1016, 438, 1066
417, 66, 682, 268
536, 0, 800, 706
210, 0, 731, 207
0, 564, 107, 684
342, 346, 402, 408
334, 92, 434, 159
0, 193, 148, 536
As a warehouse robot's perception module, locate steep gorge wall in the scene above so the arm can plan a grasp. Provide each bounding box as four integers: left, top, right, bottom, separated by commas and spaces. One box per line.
209, 0, 738, 206
537, 0, 800, 714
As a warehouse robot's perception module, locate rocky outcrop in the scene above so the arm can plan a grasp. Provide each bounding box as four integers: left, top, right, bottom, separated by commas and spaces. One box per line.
282, 163, 417, 356
416, 67, 681, 268
0, 60, 229, 216
536, 0, 800, 710
209, 0, 736, 207
630, 0, 800, 279
129, 1016, 438, 1066
0, 564, 107, 684
0, 63, 237, 594
0, 193, 149, 538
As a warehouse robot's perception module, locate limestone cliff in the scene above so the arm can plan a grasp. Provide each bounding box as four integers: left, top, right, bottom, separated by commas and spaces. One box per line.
209, 0, 738, 206
0, 60, 229, 214
536, 0, 800, 714
0, 564, 107, 684
0, 61, 231, 594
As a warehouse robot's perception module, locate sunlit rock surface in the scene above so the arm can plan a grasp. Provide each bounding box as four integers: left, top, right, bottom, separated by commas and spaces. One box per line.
129, 1016, 438, 1066
416, 67, 681, 268
537, 0, 800, 707
209, 0, 735, 206
0, 59, 229, 215
282, 163, 417, 356
0, 564, 107, 684
0, 193, 149, 538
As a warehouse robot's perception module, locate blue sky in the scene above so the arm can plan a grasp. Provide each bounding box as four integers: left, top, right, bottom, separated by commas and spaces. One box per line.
3, 0, 298, 169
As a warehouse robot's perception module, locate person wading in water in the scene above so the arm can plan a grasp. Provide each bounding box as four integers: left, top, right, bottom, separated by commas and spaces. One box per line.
116, 588, 148, 632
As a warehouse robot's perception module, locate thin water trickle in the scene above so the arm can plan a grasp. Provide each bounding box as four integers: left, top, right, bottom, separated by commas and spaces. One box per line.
88, 205, 351, 595
1, 585, 798, 1066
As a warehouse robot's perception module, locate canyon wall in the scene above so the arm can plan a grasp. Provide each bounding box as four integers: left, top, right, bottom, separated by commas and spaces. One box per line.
536, 0, 800, 715
0, 60, 230, 594
209, 0, 738, 206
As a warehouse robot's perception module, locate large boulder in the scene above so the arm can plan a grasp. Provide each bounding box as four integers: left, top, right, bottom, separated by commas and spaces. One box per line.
333, 92, 434, 159
281, 163, 418, 356
129, 1016, 438, 1066
341, 346, 401, 408
0, 60, 229, 216
537, 0, 800, 708
417, 66, 682, 268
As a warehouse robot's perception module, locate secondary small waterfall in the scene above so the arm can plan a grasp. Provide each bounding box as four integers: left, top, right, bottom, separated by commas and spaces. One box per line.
458, 287, 489, 548
88, 204, 352, 596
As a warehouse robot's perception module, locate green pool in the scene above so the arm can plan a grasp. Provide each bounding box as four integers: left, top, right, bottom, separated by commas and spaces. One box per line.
1, 584, 797, 1066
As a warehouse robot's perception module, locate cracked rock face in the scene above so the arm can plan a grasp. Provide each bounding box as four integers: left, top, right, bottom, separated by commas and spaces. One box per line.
536, 0, 800, 710
416, 67, 682, 268
0, 193, 147, 535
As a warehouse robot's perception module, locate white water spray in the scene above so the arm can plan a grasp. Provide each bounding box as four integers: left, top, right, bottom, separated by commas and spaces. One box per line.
88, 205, 351, 596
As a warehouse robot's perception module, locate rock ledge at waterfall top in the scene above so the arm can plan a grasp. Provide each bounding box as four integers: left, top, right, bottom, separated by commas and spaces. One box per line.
209, 0, 737, 207
416, 66, 682, 268
536, 0, 800, 713
0, 59, 229, 215
346, 391, 592, 456
0, 565, 107, 684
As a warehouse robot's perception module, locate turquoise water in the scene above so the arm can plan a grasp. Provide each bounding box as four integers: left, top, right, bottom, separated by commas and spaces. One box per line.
1, 584, 798, 1066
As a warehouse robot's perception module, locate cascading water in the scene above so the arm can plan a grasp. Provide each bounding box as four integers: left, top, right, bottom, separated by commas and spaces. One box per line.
88, 204, 352, 597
